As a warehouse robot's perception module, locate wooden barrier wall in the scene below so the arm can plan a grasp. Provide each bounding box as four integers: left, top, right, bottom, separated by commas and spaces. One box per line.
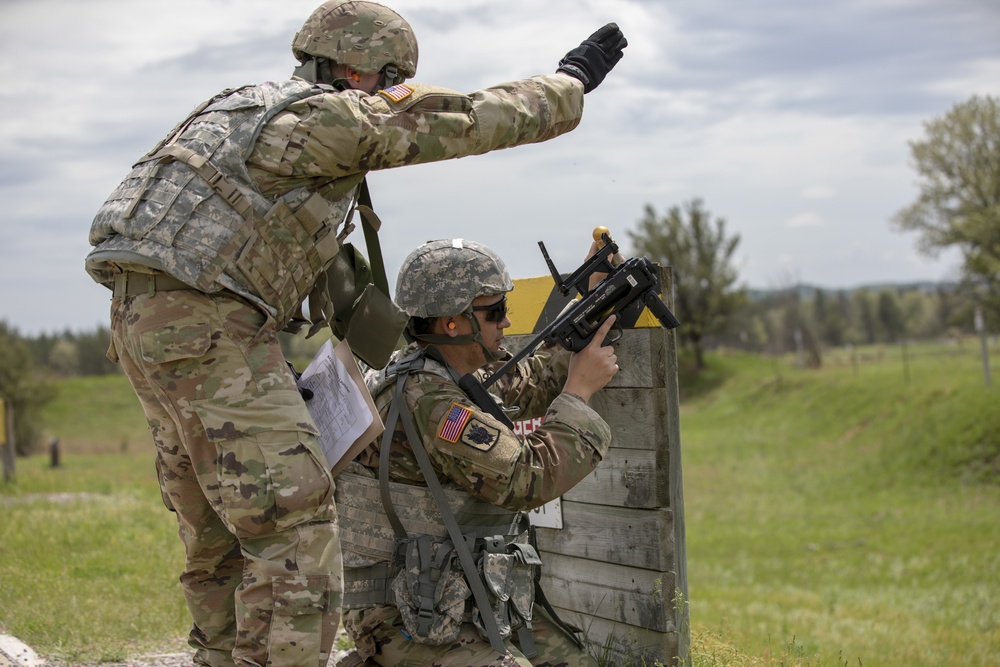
506, 269, 690, 666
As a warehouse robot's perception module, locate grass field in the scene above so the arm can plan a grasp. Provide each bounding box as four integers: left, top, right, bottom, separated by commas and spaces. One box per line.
681, 340, 1000, 666
1, 340, 997, 665
0, 375, 188, 662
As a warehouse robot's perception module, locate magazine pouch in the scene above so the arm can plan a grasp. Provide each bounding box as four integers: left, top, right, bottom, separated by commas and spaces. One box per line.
390, 535, 471, 645
472, 535, 541, 643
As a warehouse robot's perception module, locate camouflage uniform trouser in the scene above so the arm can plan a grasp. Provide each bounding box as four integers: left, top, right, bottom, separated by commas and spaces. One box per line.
109, 288, 342, 667
338, 605, 598, 667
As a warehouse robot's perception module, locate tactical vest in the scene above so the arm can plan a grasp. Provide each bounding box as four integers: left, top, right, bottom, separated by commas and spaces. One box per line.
339, 349, 526, 595
338, 349, 548, 653
86, 80, 363, 329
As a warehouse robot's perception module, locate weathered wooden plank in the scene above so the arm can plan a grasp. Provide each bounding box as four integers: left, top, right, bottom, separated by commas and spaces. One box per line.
535, 503, 674, 571
609, 328, 667, 389
550, 604, 681, 667
589, 387, 670, 453
563, 447, 669, 509
661, 266, 690, 665
538, 551, 676, 632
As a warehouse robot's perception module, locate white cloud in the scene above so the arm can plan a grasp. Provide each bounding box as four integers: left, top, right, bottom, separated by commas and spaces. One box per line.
801, 185, 836, 199
785, 212, 824, 228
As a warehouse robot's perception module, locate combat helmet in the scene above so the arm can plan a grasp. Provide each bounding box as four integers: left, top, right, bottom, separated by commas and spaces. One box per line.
292, 0, 418, 80
396, 239, 513, 319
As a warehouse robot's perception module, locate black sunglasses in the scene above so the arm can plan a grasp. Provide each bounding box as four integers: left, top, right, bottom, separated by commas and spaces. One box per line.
471, 295, 508, 322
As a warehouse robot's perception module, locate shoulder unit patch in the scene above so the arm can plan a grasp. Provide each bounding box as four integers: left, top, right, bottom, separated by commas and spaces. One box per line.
378, 83, 415, 103
460, 419, 501, 452
438, 402, 474, 443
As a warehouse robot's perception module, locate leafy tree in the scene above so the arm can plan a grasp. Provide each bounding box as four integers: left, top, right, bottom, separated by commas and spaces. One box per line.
629, 199, 746, 368
900, 290, 937, 339
48, 339, 80, 377
877, 289, 907, 342
813, 288, 849, 347
781, 292, 822, 368
850, 289, 878, 344
74, 326, 119, 376
892, 95, 1000, 314
0, 321, 56, 455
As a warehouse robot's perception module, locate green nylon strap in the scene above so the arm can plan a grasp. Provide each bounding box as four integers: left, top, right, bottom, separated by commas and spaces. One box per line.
357, 178, 390, 297
529, 526, 585, 649
378, 392, 408, 540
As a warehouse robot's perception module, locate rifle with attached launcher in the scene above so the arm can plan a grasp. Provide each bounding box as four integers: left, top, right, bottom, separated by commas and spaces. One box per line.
459, 229, 681, 428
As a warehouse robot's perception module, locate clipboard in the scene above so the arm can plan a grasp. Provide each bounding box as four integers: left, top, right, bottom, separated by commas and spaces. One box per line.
298, 339, 384, 477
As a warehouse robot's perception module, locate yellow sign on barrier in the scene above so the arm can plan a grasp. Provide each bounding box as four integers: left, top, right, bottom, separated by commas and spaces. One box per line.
506, 274, 664, 336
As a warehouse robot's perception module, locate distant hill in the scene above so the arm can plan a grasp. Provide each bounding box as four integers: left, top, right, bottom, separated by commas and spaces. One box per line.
744, 280, 959, 301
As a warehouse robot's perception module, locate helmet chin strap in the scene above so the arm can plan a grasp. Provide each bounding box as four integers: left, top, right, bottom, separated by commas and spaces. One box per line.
293, 57, 350, 90
379, 64, 401, 90
295, 57, 403, 93
410, 312, 501, 363
467, 312, 503, 363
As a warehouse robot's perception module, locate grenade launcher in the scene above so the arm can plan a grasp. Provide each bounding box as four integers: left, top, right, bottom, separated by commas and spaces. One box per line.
458, 231, 681, 428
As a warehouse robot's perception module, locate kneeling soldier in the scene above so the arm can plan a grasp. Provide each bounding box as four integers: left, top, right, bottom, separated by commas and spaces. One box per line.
335, 239, 619, 666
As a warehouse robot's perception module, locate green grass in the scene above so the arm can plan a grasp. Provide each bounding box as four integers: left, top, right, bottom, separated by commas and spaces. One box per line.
3, 374, 188, 661
0, 454, 188, 662
2, 342, 999, 665
36, 373, 151, 453
683, 342, 1000, 666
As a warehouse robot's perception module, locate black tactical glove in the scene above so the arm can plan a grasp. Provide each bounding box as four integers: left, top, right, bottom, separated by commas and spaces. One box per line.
556, 23, 627, 93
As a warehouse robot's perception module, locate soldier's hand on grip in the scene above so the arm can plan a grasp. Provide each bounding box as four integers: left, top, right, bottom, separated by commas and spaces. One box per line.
556, 23, 628, 93
563, 315, 619, 403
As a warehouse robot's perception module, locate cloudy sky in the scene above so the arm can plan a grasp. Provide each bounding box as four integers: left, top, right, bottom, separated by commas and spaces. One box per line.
1, 0, 998, 335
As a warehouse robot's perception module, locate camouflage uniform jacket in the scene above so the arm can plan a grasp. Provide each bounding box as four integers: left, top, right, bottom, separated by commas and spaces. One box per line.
357, 342, 612, 512
86, 74, 584, 328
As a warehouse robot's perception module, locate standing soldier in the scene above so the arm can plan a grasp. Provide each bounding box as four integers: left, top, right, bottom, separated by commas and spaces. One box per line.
335, 239, 619, 666
84, 2, 627, 666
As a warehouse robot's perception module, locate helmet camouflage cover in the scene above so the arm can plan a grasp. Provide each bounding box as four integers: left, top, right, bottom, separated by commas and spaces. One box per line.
396, 239, 514, 318
292, 0, 418, 78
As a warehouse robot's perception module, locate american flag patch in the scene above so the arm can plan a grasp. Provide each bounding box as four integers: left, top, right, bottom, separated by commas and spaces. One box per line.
378, 83, 414, 103
438, 402, 474, 443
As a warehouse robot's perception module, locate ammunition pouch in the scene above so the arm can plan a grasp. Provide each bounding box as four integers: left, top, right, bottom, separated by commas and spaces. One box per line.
236, 189, 344, 329
346, 284, 408, 370
473, 535, 542, 643
390, 535, 470, 645
325, 243, 370, 338
337, 470, 541, 647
